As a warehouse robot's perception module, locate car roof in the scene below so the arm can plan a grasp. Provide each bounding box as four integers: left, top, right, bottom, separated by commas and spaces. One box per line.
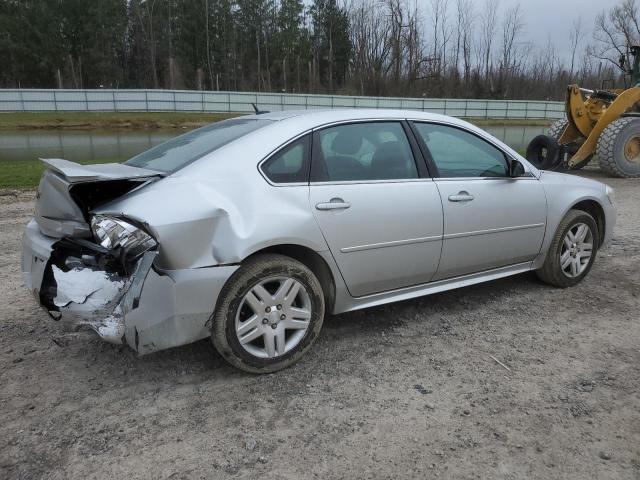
245, 108, 487, 145
247, 108, 466, 127
180, 108, 536, 177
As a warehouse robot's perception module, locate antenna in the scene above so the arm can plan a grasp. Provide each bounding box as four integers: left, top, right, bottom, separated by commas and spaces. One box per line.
251, 103, 269, 115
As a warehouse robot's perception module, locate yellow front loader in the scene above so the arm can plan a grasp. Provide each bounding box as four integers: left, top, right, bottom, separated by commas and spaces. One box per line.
526, 46, 640, 178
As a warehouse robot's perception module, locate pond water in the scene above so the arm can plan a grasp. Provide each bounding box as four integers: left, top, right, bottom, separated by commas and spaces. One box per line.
0, 125, 547, 163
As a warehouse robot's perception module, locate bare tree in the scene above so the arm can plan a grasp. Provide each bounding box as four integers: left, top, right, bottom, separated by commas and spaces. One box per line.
404, 1, 424, 88
480, 0, 499, 83
591, 0, 640, 69
348, 0, 392, 95
428, 0, 450, 79
498, 3, 524, 95
455, 0, 474, 85
500, 4, 523, 71
569, 18, 583, 78
387, 0, 404, 84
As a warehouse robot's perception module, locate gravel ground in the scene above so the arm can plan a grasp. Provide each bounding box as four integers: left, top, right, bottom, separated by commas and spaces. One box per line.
1, 169, 639, 480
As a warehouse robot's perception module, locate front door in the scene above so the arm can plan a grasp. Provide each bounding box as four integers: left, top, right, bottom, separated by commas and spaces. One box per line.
309, 121, 444, 297
411, 121, 547, 280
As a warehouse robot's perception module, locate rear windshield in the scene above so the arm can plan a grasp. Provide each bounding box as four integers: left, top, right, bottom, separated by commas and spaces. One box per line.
125, 117, 273, 173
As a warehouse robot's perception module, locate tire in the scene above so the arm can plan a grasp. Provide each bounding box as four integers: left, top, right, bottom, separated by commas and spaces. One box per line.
536, 209, 599, 288
547, 119, 569, 139
526, 134, 560, 169
597, 117, 640, 178
547, 119, 589, 170
211, 254, 325, 373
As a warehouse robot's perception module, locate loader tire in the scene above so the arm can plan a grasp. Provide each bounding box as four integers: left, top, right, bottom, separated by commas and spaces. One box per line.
547, 119, 588, 170
597, 117, 640, 178
548, 119, 569, 139
526, 134, 559, 169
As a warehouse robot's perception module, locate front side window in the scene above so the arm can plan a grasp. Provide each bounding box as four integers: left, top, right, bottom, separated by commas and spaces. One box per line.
125, 118, 273, 173
312, 122, 419, 182
261, 135, 310, 183
412, 123, 508, 178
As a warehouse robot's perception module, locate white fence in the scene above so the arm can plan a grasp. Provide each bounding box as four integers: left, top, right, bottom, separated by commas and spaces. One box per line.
0, 89, 565, 120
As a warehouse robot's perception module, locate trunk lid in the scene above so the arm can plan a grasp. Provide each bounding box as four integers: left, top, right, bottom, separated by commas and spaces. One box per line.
35, 158, 162, 238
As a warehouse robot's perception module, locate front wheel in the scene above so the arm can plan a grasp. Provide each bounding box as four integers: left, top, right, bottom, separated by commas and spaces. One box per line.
536, 209, 598, 288
212, 254, 325, 373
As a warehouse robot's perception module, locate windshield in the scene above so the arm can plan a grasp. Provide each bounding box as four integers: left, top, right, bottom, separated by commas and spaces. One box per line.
125, 117, 273, 173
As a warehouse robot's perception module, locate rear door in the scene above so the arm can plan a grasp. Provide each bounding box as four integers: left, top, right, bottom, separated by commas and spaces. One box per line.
410, 122, 547, 280
309, 121, 443, 297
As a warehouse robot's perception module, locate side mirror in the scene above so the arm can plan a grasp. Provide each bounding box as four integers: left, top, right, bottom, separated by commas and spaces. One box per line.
509, 159, 526, 177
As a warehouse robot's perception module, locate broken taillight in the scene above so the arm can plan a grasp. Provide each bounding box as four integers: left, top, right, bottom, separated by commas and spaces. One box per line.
90, 215, 157, 261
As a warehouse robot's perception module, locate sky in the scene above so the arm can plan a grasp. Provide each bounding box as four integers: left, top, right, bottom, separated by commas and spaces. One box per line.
472, 0, 607, 60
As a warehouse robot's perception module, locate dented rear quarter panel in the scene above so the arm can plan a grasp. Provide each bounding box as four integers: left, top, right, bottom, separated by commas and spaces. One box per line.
95, 119, 332, 270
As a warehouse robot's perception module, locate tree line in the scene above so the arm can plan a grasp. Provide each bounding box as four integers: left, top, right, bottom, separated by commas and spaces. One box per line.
0, 0, 633, 100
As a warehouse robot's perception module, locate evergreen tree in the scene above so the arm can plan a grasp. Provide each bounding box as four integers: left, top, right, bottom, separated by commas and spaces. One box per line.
310, 0, 351, 93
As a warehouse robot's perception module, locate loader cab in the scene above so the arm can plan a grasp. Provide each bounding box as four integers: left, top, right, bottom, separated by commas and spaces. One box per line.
631, 46, 640, 86
621, 46, 640, 86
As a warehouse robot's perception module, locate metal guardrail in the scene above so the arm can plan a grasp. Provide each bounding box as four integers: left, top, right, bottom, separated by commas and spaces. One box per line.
0, 89, 565, 120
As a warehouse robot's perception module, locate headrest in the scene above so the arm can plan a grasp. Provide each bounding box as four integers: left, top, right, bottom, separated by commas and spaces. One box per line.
371, 142, 402, 166
331, 130, 363, 155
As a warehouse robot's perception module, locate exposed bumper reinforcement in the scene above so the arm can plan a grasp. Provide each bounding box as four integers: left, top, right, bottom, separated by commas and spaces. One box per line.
22, 220, 238, 354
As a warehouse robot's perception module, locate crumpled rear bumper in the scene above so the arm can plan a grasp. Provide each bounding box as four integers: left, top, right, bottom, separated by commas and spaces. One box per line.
22, 219, 238, 355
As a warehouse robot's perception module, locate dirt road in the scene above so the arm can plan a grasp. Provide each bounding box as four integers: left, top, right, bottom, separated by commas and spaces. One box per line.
1, 169, 639, 479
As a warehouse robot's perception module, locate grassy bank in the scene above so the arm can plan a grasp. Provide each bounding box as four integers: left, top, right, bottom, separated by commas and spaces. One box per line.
0, 112, 239, 130
0, 158, 121, 189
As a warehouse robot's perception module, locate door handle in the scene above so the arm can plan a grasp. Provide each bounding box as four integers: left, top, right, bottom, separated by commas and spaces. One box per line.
448, 191, 474, 202
315, 198, 351, 211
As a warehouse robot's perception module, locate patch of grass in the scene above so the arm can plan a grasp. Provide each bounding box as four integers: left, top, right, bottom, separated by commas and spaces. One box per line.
0, 158, 120, 189
0, 112, 239, 131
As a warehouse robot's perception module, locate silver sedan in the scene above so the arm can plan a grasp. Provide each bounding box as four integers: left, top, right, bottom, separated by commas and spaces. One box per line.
21, 109, 616, 372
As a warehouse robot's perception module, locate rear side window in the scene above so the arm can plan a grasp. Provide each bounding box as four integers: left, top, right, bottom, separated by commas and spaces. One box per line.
261, 135, 310, 184
312, 122, 418, 182
125, 118, 273, 173
412, 122, 508, 178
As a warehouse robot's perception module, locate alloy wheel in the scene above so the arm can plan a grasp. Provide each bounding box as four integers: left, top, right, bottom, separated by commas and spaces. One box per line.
235, 276, 312, 358
560, 223, 593, 278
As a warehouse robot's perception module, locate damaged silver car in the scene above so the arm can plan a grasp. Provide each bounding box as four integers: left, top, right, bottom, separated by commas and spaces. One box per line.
22, 110, 616, 373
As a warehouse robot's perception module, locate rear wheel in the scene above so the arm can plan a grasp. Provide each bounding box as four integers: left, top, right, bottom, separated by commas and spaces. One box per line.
536, 209, 598, 288
597, 117, 640, 178
212, 254, 325, 373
